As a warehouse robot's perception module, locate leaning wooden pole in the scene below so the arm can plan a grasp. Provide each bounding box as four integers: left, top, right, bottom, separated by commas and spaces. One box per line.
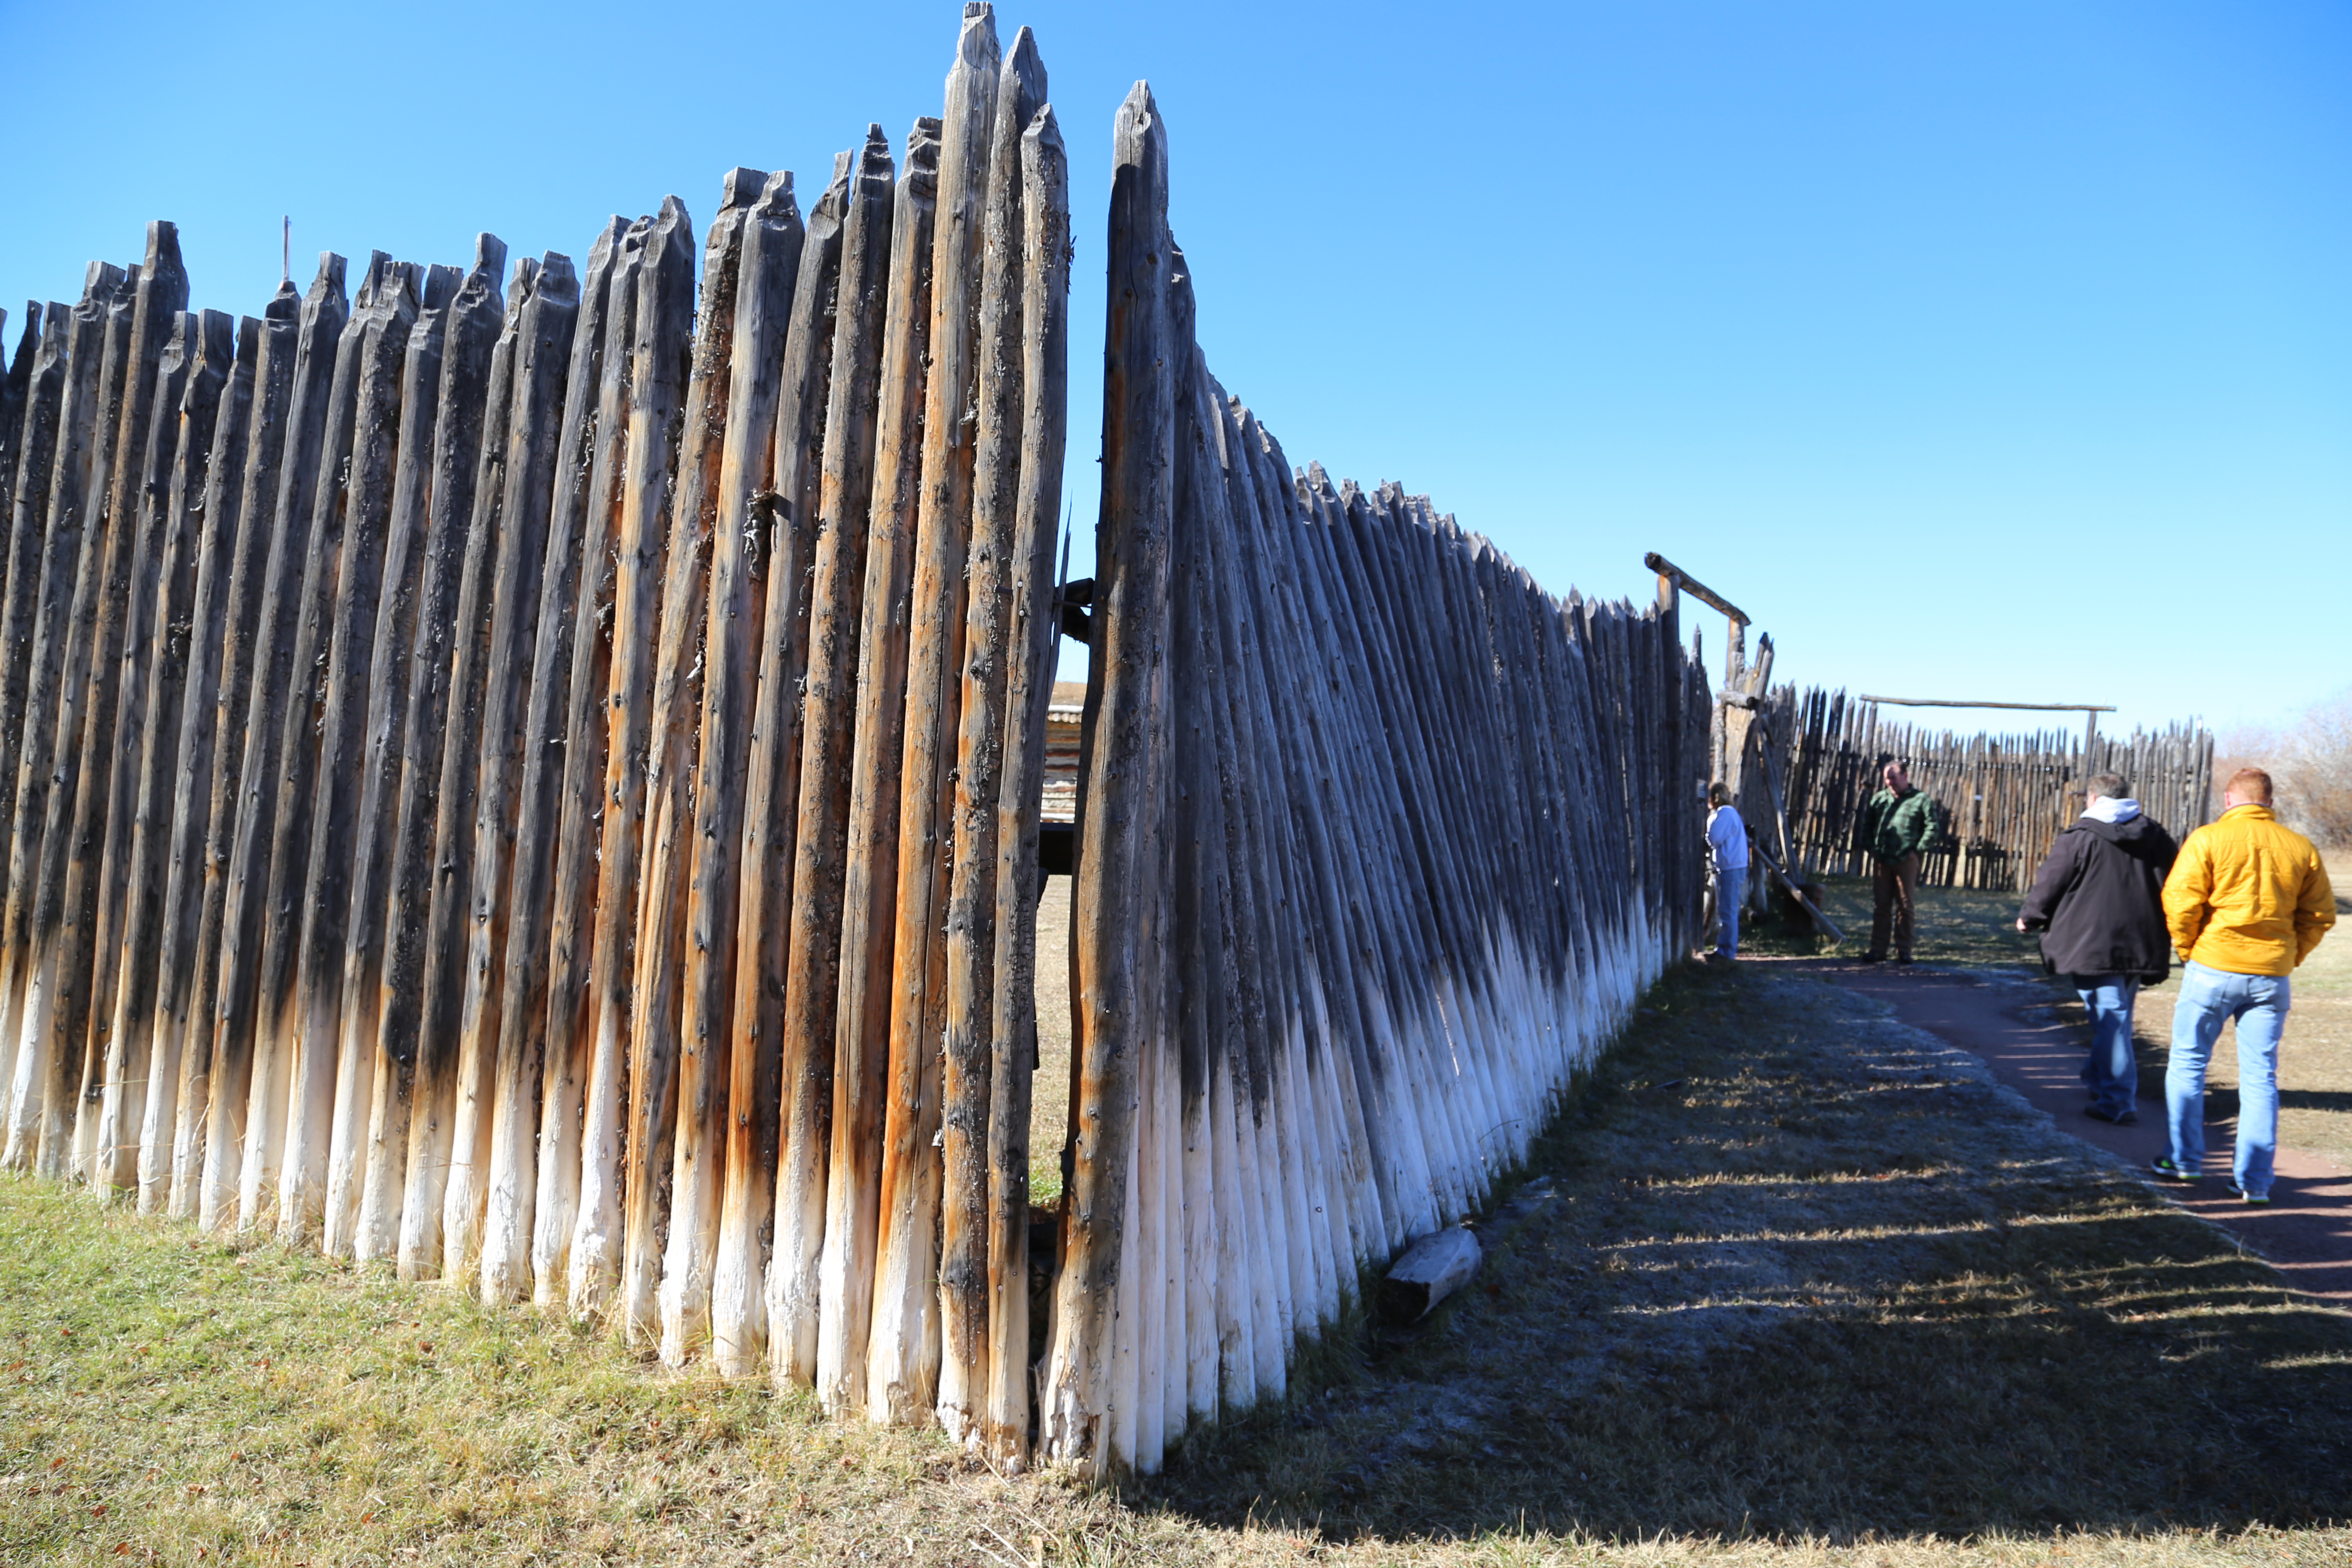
865, 0, 998, 1425
478, 220, 625, 1304
276, 261, 420, 1243
569, 198, 694, 1318
318, 260, 461, 1257
1041, 79, 1172, 1478
236, 252, 387, 1232
0, 284, 107, 1142
782, 123, 904, 1401
196, 251, 347, 1229
9, 257, 138, 1172
528, 216, 649, 1306
936, 27, 1045, 1446
660, 170, 804, 1362
165, 282, 299, 1219
354, 237, 505, 1264
712, 146, 848, 1378
58, 228, 189, 1184
92, 307, 233, 1196
437, 251, 579, 1285
824, 121, 940, 1413
980, 97, 1069, 1469
397, 250, 529, 1277
619, 173, 756, 1344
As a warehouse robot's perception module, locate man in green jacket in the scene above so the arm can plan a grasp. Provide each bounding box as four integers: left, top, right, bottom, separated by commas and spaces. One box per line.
1859, 761, 1940, 963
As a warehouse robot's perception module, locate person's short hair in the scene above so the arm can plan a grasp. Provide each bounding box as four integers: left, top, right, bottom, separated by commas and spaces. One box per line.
1708, 781, 1730, 807
2226, 766, 2274, 804
2086, 772, 2128, 801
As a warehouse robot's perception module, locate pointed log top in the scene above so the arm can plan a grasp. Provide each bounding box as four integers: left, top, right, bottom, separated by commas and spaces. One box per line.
720, 167, 766, 212
142, 220, 188, 296
752, 170, 799, 232
584, 215, 628, 273
535, 251, 580, 308
1023, 102, 1063, 159
355, 249, 392, 310
951, 1, 1001, 81
856, 123, 895, 180
262, 278, 300, 322
473, 233, 508, 279
1005, 24, 1046, 104
232, 315, 262, 369
652, 194, 695, 255
80, 260, 127, 306
510, 254, 542, 310
306, 251, 348, 312
907, 116, 944, 172
1113, 83, 1167, 194
422, 263, 463, 312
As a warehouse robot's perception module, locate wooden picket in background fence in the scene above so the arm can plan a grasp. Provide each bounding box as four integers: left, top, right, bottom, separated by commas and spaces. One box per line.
1761, 688, 2214, 892
0, 8, 1711, 1475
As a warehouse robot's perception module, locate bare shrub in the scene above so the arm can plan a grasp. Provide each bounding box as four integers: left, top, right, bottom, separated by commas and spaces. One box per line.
2218, 689, 2352, 847
2280, 689, 2352, 847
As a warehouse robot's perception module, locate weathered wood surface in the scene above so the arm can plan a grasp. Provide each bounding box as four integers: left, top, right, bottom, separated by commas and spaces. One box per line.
277, 260, 421, 1242
355, 237, 505, 1264
69, 244, 193, 1187
661, 170, 803, 1363
0, 12, 1733, 1479
318, 261, 460, 1255
93, 306, 234, 1196
704, 143, 847, 1380
400, 250, 545, 1279
438, 251, 579, 1287
479, 222, 623, 1306
1041, 79, 1172, 1478
0, 298, 77, 1122
775, 123, 897, 1403
569, 198, 693, 1317
978, 97, 1067, 1468
936, 27, 1045, 1446
136, 312, 259, 1213
867, 1, 998, 1429
3, 264, 135, 1165
1381, 1226, 1480, 1323
530, 216, 649, 1305
197, 251, 347, 1229
825, 121, 937, 1414
18, 239, 177, 1182
621, 172, 756, 1344
168, 281, 300, 1219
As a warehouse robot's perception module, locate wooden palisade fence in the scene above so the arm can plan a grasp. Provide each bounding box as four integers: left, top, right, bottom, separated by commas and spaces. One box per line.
0, 9, 1710, 1475
1763, 688, 2214, 892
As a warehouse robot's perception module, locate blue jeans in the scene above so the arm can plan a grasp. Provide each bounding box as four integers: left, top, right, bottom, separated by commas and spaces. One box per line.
2165, 961, 2291, 1196
2069, 974, 2140, 1118
1715, 866, 1746, 957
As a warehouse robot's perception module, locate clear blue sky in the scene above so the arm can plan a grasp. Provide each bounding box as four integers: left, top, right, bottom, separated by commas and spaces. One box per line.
3, 0, 2343, 737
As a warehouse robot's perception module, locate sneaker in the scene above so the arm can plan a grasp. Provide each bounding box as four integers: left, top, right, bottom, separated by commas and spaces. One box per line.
2150, 1156, 2199, 1184
2084, 1106, 2140, 1126
1857, 951, 1887, 965
2230, 1181, 2271, 1206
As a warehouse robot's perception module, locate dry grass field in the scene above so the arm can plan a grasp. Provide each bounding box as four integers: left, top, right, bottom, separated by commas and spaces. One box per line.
6, 928, 2349, 1564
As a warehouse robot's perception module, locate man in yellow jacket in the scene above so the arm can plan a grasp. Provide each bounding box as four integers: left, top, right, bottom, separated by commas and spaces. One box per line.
2153, 768, 2337, 1202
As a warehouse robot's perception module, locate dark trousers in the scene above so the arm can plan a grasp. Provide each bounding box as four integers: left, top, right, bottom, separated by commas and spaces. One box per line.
1868, 853, 1918, 960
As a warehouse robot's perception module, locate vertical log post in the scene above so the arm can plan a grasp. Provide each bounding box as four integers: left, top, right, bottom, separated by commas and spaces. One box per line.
1040, 80, 1172, 1478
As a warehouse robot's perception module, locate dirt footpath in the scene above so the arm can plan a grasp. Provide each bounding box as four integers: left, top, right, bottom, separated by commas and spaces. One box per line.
1804, 958, 2352, 1301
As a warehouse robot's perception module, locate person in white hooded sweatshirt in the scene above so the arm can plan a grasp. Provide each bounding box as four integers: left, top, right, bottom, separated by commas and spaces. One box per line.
1705, 781, 1752, 962
2016, 771, 2179, 1124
